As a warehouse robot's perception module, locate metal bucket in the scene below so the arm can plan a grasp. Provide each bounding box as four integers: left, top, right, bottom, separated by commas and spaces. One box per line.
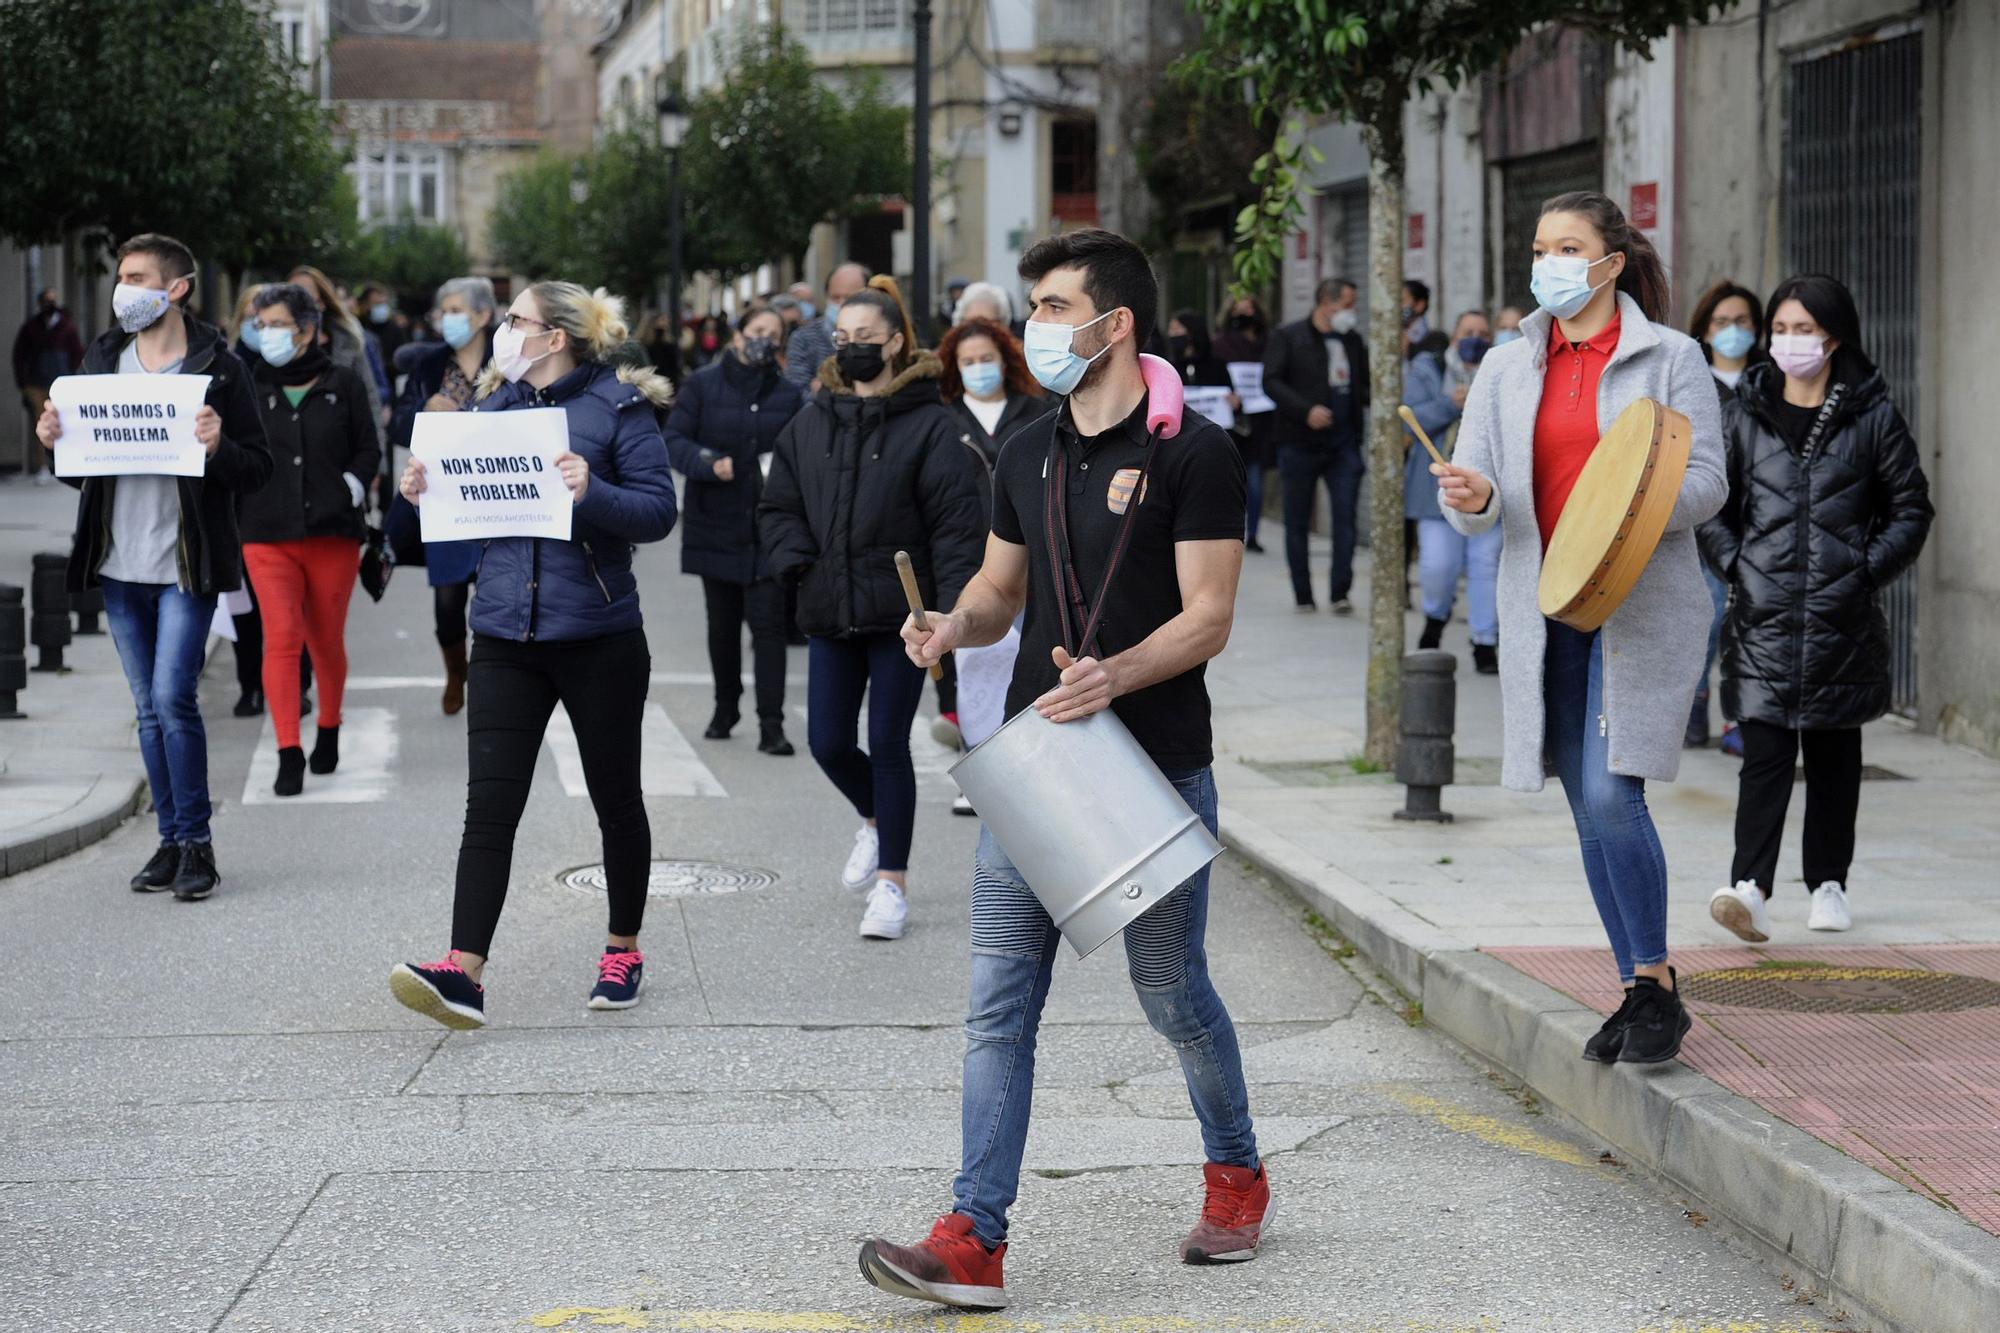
950, 706, 1223, 959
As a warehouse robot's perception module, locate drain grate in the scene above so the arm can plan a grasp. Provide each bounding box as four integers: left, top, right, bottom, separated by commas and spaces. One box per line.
1680, 966, 2000, 1014
558, 860, 778, 898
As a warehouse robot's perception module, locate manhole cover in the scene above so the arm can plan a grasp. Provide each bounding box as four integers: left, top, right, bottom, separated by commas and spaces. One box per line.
558, 860, 777, 898
1680, 966, 2000, 1014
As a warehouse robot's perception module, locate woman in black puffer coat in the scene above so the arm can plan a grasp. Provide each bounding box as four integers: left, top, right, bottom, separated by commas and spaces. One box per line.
1699, 274, 1932, 941
759, 276, 983, 943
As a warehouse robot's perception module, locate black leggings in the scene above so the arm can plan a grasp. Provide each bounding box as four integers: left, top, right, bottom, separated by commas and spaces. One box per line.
700, 576, 787, 723
1730, 719, 1863, 894
435, 582, 470, 648
450, 628, 652, 957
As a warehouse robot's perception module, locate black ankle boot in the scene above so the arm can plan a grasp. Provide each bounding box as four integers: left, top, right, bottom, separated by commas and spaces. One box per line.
233, 688, 265, 718
704, 708, 739, 740
1618, 969, 1690, 1065
758, 721, 795, 756
309, 725, 340, 774
1417, 617, 1446, 650
274, 746, 307, 797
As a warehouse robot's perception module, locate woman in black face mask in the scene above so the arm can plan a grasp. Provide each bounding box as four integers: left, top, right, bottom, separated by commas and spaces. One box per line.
663, 307, 809, 753
1211, 297, 1275, 551
758, 276, 985, 943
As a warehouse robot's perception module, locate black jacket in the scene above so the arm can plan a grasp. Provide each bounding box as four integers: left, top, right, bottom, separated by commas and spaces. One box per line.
389, 336, 492, 454
663, 351, 806, 584
240, 361, 380, 543
64, 319, 273, 595
1263, 316, 1369, 452
759, 353, 984, 638
1698, 362, 1933, 730
944, 391, 1051, 521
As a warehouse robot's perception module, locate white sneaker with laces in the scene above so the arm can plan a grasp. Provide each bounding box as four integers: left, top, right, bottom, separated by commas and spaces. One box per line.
859, 880, 907, 940
1709, 879, 1772, 942
841, 824, 880, 893
1808, 882, 1852, 932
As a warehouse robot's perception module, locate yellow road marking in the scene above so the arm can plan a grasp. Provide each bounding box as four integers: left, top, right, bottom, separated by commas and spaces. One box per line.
525, 1311, 1833, 1332
1376, 1086, 1605, 1171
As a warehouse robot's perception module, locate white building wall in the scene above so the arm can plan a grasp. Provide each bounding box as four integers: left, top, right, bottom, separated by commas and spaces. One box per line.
1603, 33, 1679, 315
596, 3, 676, 133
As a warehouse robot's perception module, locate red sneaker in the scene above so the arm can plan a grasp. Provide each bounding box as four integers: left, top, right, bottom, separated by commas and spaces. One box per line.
1179, 1161, 1273, 1264
859, 1213, 1008, 1309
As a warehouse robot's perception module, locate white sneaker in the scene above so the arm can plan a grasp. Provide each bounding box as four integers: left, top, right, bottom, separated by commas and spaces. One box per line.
859, 880, 907, 940
1808, 882, 1853, 932
33, 466, 55, 486
841, 823, 880, 893
951, 792, 976, 817
1709, 880, 1772, 942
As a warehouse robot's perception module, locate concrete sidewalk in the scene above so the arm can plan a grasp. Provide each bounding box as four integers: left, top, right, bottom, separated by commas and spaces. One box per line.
0, 478, 148, 875
1210, 538, 2000, 1333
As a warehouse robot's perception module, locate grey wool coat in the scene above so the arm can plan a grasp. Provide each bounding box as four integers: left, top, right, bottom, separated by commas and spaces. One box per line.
1444, 292, 1727, 792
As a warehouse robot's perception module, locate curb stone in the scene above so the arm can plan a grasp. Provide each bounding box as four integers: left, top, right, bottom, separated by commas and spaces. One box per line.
1, 770, 147, 878
1222, 808, 2000, 1333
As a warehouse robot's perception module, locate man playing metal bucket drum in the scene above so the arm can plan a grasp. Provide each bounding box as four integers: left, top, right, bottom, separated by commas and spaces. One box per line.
863, 229, 1268, 1310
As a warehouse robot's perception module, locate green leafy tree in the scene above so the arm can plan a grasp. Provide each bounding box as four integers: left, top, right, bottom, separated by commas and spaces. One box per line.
489, 128, 676, 305
1182, 0, 1728, 764
0, 0, 351, 278
333, 219, 472, 308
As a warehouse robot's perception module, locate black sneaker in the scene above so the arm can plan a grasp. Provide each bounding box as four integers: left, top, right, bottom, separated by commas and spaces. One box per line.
389, 952, 487, 1029
131, 842, 180, 893
758, 721, 795, 756
704, 709, 739, 740
1582, 988, 1637, 1063
1618, 972, 1690, 1065
587, 947, 645, 1010
274, 746, 306, 797
1417, 617, 1446, 650
1473, 643, 1499, 675
309, 725, 340, 775
233, 689, 265, 718
171, 842, 220, 902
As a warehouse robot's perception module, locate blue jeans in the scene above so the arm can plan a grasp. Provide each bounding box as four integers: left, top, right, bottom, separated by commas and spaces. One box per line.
1416, 517, 1502, 645
806, 634, 925, 872
1278, 444, 1364, 605
102, 578, 217, 845
1544, 624, 1669, 983
953, 767, 1258, 1245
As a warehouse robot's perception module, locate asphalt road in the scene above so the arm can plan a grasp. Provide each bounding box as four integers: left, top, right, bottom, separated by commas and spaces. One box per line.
0, 531, 1862, 1333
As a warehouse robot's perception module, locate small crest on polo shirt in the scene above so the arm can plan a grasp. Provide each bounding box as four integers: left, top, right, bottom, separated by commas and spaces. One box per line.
1106, 467, 1148, 515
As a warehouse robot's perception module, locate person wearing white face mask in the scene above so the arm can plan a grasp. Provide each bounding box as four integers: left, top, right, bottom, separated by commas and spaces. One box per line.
37, 233, 273, 902
236, 283, 380, 797
1430, 191, 1728, 1067
1263, 277, 1370, 612
1698, 274, 1932, 944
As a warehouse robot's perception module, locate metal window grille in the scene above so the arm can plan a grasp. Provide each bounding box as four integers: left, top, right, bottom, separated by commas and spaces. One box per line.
1783, 32, 1922, 716
1497, 143, 1602, 314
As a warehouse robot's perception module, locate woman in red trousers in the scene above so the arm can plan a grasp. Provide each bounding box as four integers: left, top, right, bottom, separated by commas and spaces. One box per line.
239, 282, 380, 796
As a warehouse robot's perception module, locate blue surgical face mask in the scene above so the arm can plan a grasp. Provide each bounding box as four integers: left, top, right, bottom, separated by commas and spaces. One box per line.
799, 301, 817, 321
1023, 309, 1113, 395
961, 361, 1003, 398
1530, 253, 1617, 320
240, 318, 260, 348
1493, 328, 1523, 345
258, 324, 300, 368
369, 302, 391, 323
441, 312, 475, 350
1709, 324, 1756, 361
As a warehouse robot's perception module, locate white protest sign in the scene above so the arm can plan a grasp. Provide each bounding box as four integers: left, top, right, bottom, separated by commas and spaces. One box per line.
1226, 361, 1276, 415
411, 407, 573, 542
1181, 385, 1236, 430
49, 373, 211, 478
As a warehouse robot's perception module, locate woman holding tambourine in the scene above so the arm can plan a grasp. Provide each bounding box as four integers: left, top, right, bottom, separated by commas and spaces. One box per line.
1430, 191, 1726, 1067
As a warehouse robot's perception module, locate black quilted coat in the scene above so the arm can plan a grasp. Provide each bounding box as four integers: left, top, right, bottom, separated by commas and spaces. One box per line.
1698, 361, 1933, 730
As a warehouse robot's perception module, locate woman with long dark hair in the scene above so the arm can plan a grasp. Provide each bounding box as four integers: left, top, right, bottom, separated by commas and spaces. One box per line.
1700, 275, 1932, 941
1211, 295, 1274, 550
759, 276, 983, 940
1429, 191, 1727, 1066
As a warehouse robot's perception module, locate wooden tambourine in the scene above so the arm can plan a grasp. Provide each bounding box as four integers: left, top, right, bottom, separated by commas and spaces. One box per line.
1538, 397, 1692, 632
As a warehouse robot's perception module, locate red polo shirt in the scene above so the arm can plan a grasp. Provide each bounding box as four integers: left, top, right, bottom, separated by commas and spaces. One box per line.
1532, 312, 1621, 549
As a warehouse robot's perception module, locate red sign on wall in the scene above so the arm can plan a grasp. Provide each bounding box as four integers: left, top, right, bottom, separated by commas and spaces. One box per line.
1630, 182, 1659, 231
1407, 212, 1426, 251
1296, 230, 1310, 260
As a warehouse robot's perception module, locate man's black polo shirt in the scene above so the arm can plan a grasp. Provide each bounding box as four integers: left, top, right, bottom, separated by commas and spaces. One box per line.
990, 391, 1246, 770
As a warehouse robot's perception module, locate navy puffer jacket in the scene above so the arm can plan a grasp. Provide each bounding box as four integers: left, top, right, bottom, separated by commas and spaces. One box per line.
467, 360, 678, 642
1698, 361, 1933, 729
662, 351, 805, 584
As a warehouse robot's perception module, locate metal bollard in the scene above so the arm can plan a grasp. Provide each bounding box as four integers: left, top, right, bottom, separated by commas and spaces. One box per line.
73, 583, 105, 635
30, 552, 72, 673
1393, 648, 1456, 823
0, 584, 26, 718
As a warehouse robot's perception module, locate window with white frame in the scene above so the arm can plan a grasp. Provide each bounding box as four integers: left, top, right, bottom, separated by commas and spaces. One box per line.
348, 142, 449, 225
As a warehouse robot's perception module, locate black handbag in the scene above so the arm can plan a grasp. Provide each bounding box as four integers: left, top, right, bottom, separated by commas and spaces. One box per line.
359, 512, 394, 602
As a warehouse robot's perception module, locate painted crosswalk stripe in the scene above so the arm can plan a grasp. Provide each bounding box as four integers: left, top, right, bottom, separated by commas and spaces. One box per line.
240, 706, 398, 805
545, 701, 727, 799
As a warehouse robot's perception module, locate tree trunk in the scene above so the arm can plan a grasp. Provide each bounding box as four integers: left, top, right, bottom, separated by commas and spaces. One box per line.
1361, 115, 1407, 767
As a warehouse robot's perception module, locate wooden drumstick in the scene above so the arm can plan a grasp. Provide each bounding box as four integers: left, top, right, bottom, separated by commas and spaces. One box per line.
895, 549, 944, 681
1398, 405, 1449, 469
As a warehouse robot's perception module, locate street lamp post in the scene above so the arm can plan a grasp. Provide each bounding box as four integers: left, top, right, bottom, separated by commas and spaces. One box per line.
657, 80, 689, 345
911, 0, 933, 343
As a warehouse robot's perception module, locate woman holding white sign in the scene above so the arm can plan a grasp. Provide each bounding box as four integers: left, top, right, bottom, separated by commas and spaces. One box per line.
389, 283, 676, 1029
